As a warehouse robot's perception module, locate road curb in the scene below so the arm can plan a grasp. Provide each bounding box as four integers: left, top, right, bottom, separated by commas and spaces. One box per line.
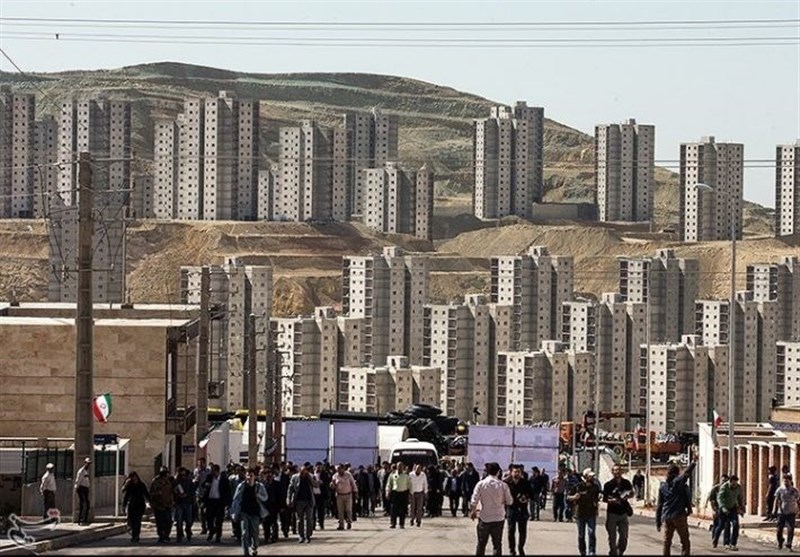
633, 506, 777, 546
0, 523, 128, 555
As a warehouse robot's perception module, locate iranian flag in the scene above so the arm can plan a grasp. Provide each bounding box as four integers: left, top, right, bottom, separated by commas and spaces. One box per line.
92, 393, 112, 423
711, 409, 722, 447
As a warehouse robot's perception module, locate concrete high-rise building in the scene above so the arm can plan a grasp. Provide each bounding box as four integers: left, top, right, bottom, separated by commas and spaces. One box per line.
618, 249, 699, 343
277, 120, 333, 222
746, 257, 800, 341
131, 175, 154, 219
343, 109, 399, 217
775, 140, 800, 237
153, 120, 179, 218
47, 201, 126, 304
496, 341, 593, 426
680, 137, 744, 242
490, 245, 573, 351
473, 101, 544, 220
271, 307, 338, 417
0, 88, 35, 218
257, 166, 279, 221
342, 247, 428, 367
776, 342, 800, 406
643, 335, 711, 434
415, 164, 434, 241
596, 293, 647, 431
595, 119, 655, 223
423, 294, 493, 422
58, 97, 132, 208
176, 99, 203, 219
695, 295, 778, 422
182, 260, 272, 412
33, 115, 59, 219
362, 162, 433, 240
152, 92, 260, 221
340, 356, 441, 414
561, 299, 597, 353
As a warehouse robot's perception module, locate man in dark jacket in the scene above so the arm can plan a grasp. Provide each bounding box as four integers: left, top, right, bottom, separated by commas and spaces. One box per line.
261, 467, 282, 544
655, 451, 698, 556
149, 467, 175, 543
202, 463, 232, 543
602, 465, 633, 556
460, 463, 480, 517
766, 465, 779, 521
173, 467, 196, 543
445, 468, 462, 517
567, 468, 602, 557
505, 464, 535, 557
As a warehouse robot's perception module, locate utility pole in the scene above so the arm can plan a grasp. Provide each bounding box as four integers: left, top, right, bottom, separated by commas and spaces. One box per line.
273, 348, 284, 465
73, 152, 94, 523
194, 266, 210, 458
247, 313, 258, 466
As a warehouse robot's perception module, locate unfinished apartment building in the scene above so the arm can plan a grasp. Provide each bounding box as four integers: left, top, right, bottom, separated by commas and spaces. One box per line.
363, 161, 434, 240
153, 92, 260, 220
0, 88, 35, 218
496, 341, 594, 427
618, 249, 699, 343
490, 245, 573, 351
342, 247, 428, 367
180, 260, 272, 411
58, 96, 131, 209
680, 136, 744, 242
775, 140, 800, 237
473, 101, 544, 220
746, 257, 800, 341
595, 119, 655, 223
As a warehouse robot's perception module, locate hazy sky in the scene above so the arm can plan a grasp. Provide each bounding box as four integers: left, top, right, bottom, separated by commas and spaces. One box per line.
1, 0, 798, 208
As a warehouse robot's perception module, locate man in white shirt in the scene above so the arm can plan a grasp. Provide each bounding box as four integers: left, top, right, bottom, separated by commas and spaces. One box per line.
409, 464, 429, 527
471, 462, 513, 556
40, 463, 57, 519
74, 457, 91, 525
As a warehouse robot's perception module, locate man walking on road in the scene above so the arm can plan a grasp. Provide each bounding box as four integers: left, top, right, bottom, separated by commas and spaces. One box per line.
461, 463, 480, 517
505, 463, 534, 556
470, 461, 513, 557
331, 463, 357, 530
288, 463, 317, 543
552, 468, 567, 522
567, 468, 601, 556
40, 462, 57, 519
715, 474, 745, 551
231, 467, 268, 557
774, 474, 799, 550
387, 462, 412, 529
655, 450, 697, 556
602, 465, 633, 556
74, 457, 91, 525
410, 463, 428, 527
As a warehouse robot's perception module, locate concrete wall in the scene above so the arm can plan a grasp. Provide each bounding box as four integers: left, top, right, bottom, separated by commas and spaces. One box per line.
20, 477, 123, 517
0, 319, 195, 484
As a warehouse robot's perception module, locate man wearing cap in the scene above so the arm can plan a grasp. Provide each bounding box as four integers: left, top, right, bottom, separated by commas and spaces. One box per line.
567, 468, 602, 556
40, 463, 57, 519
470, 462, 513, 556
75, 457, 91, 525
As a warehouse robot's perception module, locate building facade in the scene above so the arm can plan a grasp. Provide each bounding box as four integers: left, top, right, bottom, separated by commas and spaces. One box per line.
473, 101, 544, 220
595, 119, 655, 223
775, 140, 800, 237
680, 137, 744, 242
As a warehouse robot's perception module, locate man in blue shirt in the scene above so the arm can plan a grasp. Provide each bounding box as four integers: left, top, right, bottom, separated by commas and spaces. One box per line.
655, 450, 698, 556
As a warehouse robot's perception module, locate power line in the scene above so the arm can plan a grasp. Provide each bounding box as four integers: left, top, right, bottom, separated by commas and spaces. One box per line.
2, 16, 797, 27
4, 35, 797, 49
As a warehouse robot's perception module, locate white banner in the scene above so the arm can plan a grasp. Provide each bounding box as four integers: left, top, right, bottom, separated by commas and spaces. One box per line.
331, 421, 378, 468
468, 425, 559, 474
285, 420, 330, 465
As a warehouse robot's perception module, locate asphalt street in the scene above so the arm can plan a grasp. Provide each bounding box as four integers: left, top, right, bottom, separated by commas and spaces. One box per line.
49, 512, 784, 555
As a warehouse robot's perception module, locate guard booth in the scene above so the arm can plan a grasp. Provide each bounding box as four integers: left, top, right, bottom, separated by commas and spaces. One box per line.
0, 436, 129, 517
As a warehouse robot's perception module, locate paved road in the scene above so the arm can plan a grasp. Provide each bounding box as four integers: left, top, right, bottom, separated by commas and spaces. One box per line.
49, 512, 783, 555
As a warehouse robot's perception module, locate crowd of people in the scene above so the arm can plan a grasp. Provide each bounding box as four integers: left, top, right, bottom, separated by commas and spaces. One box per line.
38, 449, 794, 556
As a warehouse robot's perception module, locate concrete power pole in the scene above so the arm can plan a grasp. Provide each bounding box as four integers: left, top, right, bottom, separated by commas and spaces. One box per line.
73, 152, 94, 523
247, 313, 258, 466
194, 266, 210, 458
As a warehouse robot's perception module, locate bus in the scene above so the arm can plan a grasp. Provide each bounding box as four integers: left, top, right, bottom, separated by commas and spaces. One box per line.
389, 438, 439, 468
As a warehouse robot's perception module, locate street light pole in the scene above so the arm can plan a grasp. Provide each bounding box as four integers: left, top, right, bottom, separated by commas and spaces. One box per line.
727, 189, 736, 475
696, 181, 737, 475
644, 274, 652, 506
